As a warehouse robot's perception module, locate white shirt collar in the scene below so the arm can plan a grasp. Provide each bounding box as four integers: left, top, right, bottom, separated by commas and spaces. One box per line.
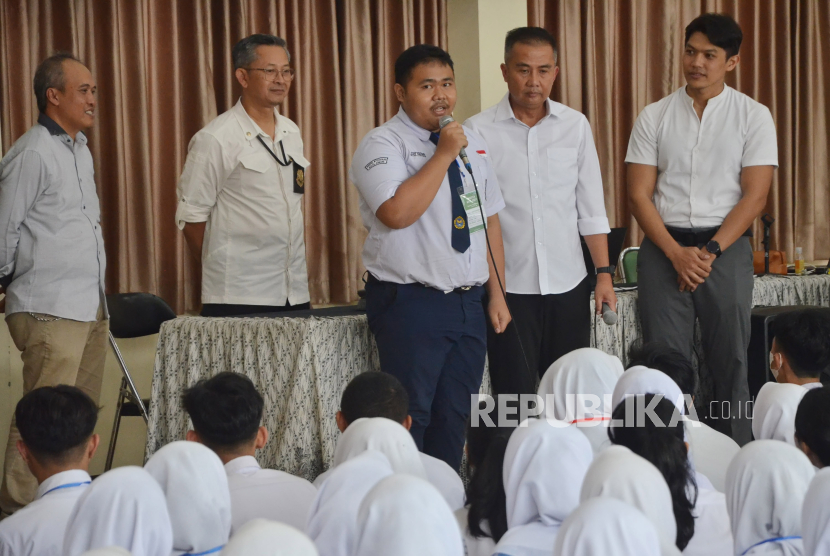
232, 98, 298, 142
682, 83, 731, 107
494, 92, 564, 123
224, 455, 262, 475
395, 106, 433, 142
35, 469, 91, 500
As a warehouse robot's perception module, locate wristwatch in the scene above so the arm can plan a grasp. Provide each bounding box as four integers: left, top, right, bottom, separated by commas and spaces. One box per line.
595, 265, 616, 275
705, 240, 723, 258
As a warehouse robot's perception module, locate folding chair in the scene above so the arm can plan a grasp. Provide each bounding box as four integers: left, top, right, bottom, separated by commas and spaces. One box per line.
104, 293, 176, 471
619, 247, 640, 284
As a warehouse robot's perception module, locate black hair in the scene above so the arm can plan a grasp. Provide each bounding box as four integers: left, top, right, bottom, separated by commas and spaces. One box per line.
628, 340, 698, 412
16, 385, 99, 465
181, 372, 264, 452
504, 26, 558, 62
394, 44, 454, 86
33, 53, 82, 114
771, 308, 830, 379
232, 34, 291, 69
339, 372, 409, 425
609, 394, 697, 551
795, 387, 830, 467
464, 399, 518, 542
684, 13, 743, 59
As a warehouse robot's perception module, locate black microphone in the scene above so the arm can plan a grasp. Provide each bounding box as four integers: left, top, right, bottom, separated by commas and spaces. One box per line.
601, 302, 618, 325
438, 115, 471, 169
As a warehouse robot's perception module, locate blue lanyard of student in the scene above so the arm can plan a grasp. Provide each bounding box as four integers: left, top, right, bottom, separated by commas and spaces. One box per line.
184, 546, 224, 556
43, 481, 91, 496
740, 536, 801, 555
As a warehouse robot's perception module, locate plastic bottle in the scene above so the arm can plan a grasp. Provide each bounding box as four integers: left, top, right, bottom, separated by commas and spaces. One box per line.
794, 247, 805, 275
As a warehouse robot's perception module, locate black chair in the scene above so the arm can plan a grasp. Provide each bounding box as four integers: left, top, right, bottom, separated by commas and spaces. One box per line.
104, 293, 176, 471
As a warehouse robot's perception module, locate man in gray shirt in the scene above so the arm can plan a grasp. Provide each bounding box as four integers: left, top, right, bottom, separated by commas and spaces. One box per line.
0, 53, 108, 514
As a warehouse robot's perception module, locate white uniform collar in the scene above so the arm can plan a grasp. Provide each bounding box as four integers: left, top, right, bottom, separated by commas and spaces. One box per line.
682, 83, 731, 106
494, 92, 565, 123
395, 106, 433, 142
231, 98, 299, 142
35, 468, 91, 500
224, 454, 262, 475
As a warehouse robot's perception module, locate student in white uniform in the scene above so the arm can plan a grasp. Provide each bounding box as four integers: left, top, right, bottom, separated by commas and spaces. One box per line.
466, 27, 616, 397
802, 468, 830, 556
63, 466, 173, 556
354, 474, 463, 556
306, 450, 393, 556
627, 341, 740, 492
553, 498, 662, 556
537, 347, 624, 453
794, 388, 830, 468
223, 519, 318, 556
752, 382, 808, 446
182, 372, 317, 533
177, 34, 311, 317
145, 441, 231, 556
725, 440, 815, 556
321, 372, 465, 510
0, 386, 99, 556
609, 394, 733, 556
768, 308, 830, 388
494, 420, 594, 556
581, 445, 682, 556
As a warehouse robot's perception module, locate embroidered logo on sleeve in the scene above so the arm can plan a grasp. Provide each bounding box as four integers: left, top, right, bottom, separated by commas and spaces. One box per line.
365, 157, 389, 170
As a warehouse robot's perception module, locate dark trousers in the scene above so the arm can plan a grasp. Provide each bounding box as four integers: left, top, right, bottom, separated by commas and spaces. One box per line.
486, 277, 592, 396
638, 236, 754, 445
201, 301, 311, 317
366, 279, 487, 471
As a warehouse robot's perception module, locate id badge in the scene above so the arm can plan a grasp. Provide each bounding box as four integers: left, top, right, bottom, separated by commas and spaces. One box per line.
458, 166, 485, 233
293, 161, 305, 194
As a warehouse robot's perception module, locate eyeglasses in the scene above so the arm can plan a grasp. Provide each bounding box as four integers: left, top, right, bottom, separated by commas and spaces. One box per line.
244, 67, 295, 82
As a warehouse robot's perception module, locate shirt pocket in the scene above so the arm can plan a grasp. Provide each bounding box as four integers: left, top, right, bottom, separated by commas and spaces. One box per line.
238, 152, 271, 173
547, 147, 579, 191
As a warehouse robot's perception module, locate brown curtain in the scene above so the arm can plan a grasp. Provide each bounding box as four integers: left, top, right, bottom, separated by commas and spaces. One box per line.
0, 0, 446, 314
529, 0, 830, 261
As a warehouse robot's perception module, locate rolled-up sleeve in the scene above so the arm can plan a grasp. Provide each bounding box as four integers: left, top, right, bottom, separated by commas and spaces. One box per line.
349, 133, 408, 213
176, 132, 226, 229
0, 150, 45, 287
575, 117, 611, 236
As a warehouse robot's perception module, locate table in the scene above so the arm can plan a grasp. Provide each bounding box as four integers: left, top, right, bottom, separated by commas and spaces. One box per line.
146, 274, 830, 480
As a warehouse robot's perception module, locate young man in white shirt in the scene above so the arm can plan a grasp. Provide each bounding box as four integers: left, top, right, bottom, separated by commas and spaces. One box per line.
0, 386, 99, 556
627, 13, 778, 445
769, 308, 830, 389
177, 34, 311, 316
467, 27, 616, 396
183, 372, 317, 534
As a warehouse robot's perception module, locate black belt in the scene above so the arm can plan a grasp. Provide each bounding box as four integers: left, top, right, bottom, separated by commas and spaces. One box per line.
366, 273, 477, 295
666, 226, 752, 248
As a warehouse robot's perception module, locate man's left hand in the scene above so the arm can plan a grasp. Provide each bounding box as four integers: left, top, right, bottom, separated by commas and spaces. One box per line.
679, 248, 716, 292
594, 274, 617, 315
488, 294, 512, 334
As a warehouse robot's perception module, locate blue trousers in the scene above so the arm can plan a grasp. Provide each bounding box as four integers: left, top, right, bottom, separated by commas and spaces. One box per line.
365, 279, 487, 471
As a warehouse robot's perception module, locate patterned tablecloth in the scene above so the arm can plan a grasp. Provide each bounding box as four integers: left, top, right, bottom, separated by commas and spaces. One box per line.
146, 274, 830, 480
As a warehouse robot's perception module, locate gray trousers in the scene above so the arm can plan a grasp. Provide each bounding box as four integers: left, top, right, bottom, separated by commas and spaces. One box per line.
638, 236, 754, 445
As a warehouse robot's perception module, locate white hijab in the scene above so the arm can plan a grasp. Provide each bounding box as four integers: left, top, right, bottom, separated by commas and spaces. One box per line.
726, 440, 815, 556
306, 450, 394, 556
580, 445, 681, 556
553, 497, 662, 556
144, 441, 232, 555
63, 466, 173, 556
802, 467, 830, 556
332, 417, 426, 478
354, 474, 462, 556
494, 419, 593, 556
222, 519, 318, 556
752, 382, 808, 446
537, 347, 624, 453
612, 366, 686, 414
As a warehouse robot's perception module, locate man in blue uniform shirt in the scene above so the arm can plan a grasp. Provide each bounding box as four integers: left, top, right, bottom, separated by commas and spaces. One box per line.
350, 45, 509, 470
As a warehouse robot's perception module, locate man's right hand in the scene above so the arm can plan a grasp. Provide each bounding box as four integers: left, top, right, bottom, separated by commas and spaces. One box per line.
668, 246, 712, 292
435, 121, 468, 161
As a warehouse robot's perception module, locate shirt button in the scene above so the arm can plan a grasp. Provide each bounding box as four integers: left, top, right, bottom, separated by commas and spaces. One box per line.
534, 194, 539, 199
532, 172, 536, 177
537, 241, 543, 245
536, 217, 541, 221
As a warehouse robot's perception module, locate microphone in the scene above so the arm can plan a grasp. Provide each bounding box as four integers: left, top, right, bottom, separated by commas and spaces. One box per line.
601, 302, 618, 325
438, 115, 471, 169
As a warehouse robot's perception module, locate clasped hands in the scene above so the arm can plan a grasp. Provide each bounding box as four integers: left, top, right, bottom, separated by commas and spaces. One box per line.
669, 245, 714, 293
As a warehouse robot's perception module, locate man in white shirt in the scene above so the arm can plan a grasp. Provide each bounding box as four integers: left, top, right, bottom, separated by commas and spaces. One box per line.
0, 386, 99, 555
177, 34, 311, 316
627, 14, 778, 444
350, 45, 509, 471
314, 372, 465, 511
467, 27, 616, 396
183, 372, 317, 533
769, 308, 830, 389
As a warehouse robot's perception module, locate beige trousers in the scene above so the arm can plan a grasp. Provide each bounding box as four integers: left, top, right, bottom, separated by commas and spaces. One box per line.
0, 307, 108, 514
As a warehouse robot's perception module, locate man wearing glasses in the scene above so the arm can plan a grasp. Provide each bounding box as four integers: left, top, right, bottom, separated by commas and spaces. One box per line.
177, 34, 311, 316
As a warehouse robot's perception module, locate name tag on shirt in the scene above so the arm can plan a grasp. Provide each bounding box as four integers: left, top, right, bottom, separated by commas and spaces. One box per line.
293, 161, 305, 194
460, 191, 485, 233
